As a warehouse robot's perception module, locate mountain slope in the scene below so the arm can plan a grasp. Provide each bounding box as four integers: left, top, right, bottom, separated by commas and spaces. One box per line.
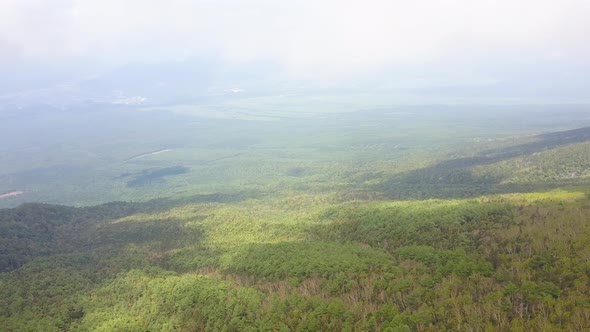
1, 189, 590, 331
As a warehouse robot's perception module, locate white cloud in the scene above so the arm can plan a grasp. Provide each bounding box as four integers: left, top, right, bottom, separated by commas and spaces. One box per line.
1, 0, 589, 78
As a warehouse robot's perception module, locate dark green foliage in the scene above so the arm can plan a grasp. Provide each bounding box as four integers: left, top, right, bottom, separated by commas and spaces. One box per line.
286, 167, 306, 177
315, 200, 512, 251
0, 200, 201, 272
376, 127, 590, 199
126, 166, 190, 187
222, 241, 393, 279
396, 245, 493, 277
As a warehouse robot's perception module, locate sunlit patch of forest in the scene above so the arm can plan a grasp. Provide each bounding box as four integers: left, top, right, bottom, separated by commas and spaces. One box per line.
2, 107, 590, 330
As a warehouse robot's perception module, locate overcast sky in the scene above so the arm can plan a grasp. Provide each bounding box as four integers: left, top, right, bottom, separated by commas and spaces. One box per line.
1, 0, 590, 97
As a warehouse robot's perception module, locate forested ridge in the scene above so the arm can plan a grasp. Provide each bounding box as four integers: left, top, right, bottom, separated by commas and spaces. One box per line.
1, 189, 590, 331
2, 125, 590, 331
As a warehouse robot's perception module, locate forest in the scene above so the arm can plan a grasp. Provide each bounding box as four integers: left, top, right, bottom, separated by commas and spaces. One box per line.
2, 106, 590, 331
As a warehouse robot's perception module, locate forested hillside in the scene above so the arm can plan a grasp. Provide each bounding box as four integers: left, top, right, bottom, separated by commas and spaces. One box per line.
1, 188, 590, 331
3, 119, 590, 331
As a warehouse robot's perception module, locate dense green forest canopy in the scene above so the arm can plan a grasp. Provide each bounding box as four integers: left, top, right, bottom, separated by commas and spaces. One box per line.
2, 190, 590, 331
2, 106, 590, 331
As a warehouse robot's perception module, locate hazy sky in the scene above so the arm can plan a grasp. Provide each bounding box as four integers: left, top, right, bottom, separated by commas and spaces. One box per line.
1, 0, 590, 96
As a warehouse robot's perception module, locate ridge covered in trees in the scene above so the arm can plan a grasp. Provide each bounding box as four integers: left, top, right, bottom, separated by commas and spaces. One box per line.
1, 189, 590, 330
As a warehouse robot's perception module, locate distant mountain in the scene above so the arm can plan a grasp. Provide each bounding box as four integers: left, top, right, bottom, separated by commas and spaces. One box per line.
0, 58, 289, 107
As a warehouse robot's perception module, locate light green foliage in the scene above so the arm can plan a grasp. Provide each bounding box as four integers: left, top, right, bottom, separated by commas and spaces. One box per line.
81, 269, 264, 331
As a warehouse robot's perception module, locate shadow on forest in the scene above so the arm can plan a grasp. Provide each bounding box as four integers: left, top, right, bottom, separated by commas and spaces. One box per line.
122, 166, 191, 188
128, 190, 262, 213
220, 240, 392, 280
373, 126, 590, 199
0, 190, 259, 272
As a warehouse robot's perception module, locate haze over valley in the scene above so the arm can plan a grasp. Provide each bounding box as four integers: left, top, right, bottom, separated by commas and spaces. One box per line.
2, 1, 590, 331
